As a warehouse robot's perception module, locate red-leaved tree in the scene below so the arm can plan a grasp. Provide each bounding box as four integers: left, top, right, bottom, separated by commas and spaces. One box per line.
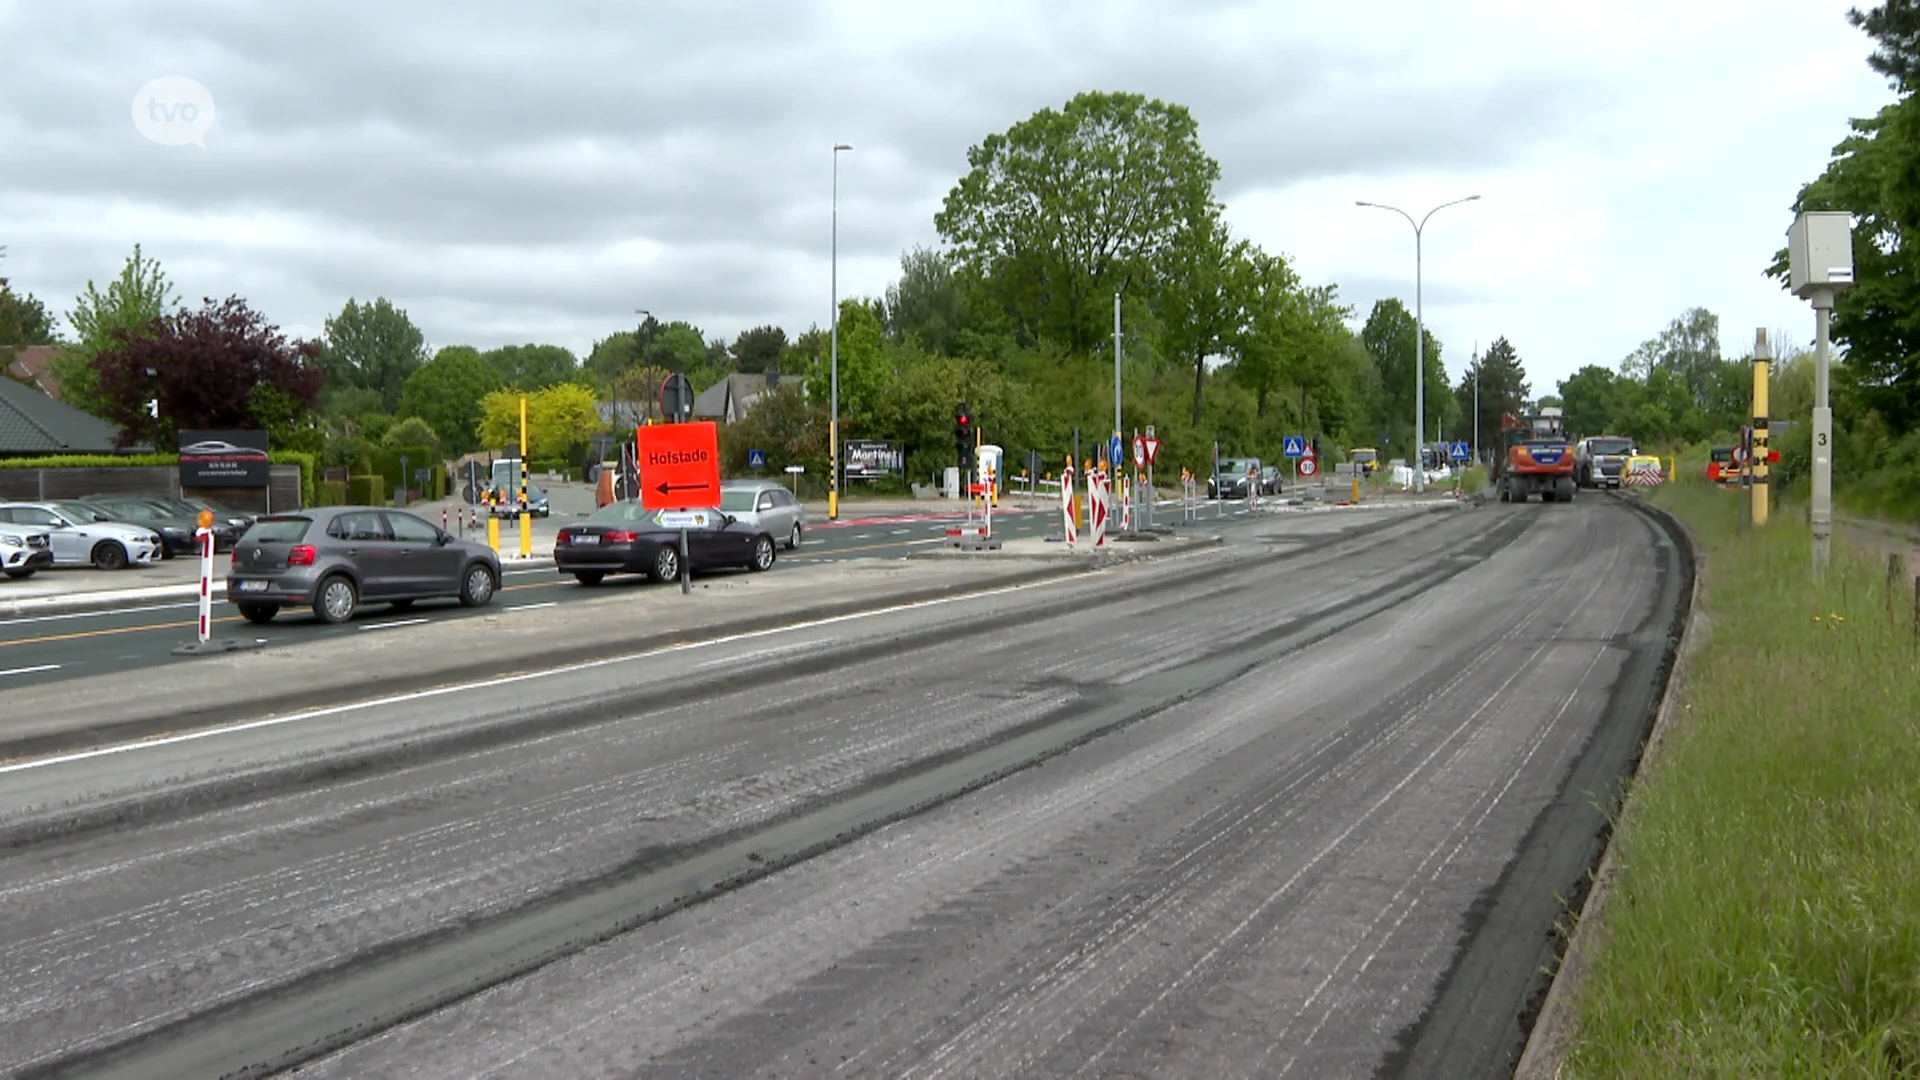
92, 295, 325, 450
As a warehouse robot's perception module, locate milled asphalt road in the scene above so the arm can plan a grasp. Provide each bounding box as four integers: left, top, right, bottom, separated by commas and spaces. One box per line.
0, 494, 1685, 1079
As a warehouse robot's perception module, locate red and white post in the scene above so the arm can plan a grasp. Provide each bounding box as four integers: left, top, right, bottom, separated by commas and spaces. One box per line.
195, 514, 215, 644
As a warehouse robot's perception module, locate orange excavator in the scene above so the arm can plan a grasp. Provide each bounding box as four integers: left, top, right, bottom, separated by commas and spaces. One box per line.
1492, 406, 1578, 503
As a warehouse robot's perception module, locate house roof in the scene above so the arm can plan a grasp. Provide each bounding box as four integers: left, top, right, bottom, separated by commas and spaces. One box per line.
692, 373, 806, 421
3, 345, 64, 399
0, 375, 132, 455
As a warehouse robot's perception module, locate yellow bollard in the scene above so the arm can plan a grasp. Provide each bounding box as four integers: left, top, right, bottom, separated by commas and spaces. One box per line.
487, 514, 500, 554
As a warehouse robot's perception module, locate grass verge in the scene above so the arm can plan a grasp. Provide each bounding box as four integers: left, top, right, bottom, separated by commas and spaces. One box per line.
1564, 480, 1920, 1076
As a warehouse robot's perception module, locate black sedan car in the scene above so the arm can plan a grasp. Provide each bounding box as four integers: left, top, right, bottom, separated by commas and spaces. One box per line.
554, 500, 778, 585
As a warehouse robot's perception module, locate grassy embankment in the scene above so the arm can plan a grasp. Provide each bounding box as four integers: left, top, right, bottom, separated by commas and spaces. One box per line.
1564, 477, 1920, 1075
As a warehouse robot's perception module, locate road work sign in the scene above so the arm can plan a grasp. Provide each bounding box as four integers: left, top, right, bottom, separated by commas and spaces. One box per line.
637, 421, 722, 511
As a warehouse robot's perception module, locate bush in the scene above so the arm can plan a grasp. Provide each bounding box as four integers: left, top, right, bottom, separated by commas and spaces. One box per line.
0, 450, 315, 509
346, 474, 388, 506
314, 480, 348, 507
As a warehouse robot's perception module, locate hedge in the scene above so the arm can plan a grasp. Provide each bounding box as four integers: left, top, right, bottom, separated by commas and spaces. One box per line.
315, 479, 348, 507
0, 450, 316, 508
346, 474, 388, 505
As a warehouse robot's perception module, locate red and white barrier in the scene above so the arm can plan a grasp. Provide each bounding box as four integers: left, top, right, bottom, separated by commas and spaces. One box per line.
196, 527, 214, 644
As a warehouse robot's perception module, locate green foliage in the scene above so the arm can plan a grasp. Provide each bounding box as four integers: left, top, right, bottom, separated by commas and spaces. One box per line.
804, 300, 890, 432
0, 452, 179, 469
55, 243, 180, 414
381, 415, 440, 455
399, 345, 498, 456
314, 479, 348, 507
481, 342, 581, 391
368, 445, 439, 499
1360, 298, 1452, 453
346, 473, 388, 506
477, 383, 602, 462
320, 297, 427, 413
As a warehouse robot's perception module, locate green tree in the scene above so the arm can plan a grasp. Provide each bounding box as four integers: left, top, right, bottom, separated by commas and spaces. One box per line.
881, 246, 972, 358
1460, 337, 1533, 446
480, 342, 579, 391
934, 90, 1223, 355
805, 299, 890, 434
1556, 363, 1630, 440
57, 243, 180, 414
718, 383, 827, 481
1223, 246, 1305, 419
1359, 298, 1446, 454
381, 415, 441, 455
321, 297, 428, 413
0, 250, 60, 359
1158, 217, 1246, 425
476, 382, 602, 461
399, 345, 500, 456
728, 325, 789, 374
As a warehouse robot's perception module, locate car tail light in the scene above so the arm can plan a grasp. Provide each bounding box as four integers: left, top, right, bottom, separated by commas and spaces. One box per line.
555, 532, 569, 546
288, 544, 317, 566
602, 530, 639, 543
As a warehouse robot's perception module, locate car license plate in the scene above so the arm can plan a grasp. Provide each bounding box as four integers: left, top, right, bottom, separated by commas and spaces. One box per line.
573, 535, 598, 545
238, 580, 268, 591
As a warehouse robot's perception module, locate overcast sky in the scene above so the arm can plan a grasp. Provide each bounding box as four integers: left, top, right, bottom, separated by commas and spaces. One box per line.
0, 0, 1897, 393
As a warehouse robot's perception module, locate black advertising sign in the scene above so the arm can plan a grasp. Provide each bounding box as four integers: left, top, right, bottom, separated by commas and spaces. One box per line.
178, 429, 270, 487
843, 439, 904, 480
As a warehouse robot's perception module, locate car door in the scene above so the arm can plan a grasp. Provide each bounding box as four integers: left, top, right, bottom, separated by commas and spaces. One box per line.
755, 489, 791, 540
325, 510, 402, 598
383, 511, 461, 596
680, 510, 733, 569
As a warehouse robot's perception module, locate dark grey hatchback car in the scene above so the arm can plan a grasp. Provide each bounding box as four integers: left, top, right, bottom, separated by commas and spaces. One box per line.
227, 506, 502, 624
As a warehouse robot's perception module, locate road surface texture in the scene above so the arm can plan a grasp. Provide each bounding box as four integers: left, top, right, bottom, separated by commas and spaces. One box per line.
0, 495, 1686, 1079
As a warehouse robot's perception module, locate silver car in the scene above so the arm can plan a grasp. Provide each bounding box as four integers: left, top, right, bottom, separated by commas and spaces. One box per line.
720, 480, 807, 550
0, 522, 56, 579
227, 505, 501, 624
0, 501, 162, 569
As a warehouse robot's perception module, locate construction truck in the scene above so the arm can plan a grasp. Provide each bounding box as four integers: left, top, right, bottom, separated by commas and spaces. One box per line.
1492, 406, 1578, 503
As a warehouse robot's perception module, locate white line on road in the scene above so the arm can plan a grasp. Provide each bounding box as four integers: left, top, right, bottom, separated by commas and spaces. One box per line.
904, 537, 947, 546
506, 602, 558, 612
0, 574, 1085, 776
853, 534, 872, 539
0, 664, 60, 678
0, 602, 200, 629
358, 618, 428, 632
890, 529, 910, 535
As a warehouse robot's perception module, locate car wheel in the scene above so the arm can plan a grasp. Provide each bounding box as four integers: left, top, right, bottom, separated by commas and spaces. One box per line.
749, 535, 776, 572
237, 602, 278, 624
574, 571, 604, 586
786, 524, 802, 551
314, 574, 358, 624
459, 563, 497, 607
91, 541, 129, 571
650, 545, 680, 583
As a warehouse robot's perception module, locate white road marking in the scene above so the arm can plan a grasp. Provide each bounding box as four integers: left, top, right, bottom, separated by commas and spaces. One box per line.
358, 618, 428, 632
905, 538, 947, 546
890, 529, 909, 535
0, 602, 200, 628
854, 534, 872, 539
0, 664, 60, 678
506, 602, 557, 612
0, 574, 1085, 776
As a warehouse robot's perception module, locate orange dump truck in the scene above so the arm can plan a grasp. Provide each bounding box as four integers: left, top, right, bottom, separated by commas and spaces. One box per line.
1492, 406, 1578, 503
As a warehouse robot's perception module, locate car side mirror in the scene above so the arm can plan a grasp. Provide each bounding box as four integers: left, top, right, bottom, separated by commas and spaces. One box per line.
435, 530, 453, 545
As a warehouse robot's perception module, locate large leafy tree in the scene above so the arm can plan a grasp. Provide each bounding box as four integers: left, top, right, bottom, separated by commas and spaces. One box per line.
0, 249, 60, 363
1459, 337, 1532, 445
476, 382, 602, 461
57, 244, 180, 413
321, 297, 428, 413
805, 298, 889, 434
1359, 298, 1447, 453
881, 246, 971, 358
1555, 363, 1632, 441
399, 345, 501, 456
479, 342, 579, 392
1223, 246, 1305, 419
934, 90, 1223, 356
1158, 216, 1246, 425
729, 324, 789, 374
91, 295, 324, 450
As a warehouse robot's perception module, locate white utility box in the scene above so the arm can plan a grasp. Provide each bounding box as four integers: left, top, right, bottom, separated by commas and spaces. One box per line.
1788, 210, 1856, 298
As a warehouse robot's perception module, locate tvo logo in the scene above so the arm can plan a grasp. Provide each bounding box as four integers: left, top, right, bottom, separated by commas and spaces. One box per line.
132, 76, 216, 149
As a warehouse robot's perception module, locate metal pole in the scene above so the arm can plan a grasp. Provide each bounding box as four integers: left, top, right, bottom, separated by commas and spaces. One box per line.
1812, 289, 1834, 581
830, 143, 850, 522
1114, 292, 1122, 453
1473, 343, 1480, 466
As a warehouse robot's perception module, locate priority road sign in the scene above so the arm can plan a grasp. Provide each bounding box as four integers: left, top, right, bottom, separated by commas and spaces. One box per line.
1142, 436, 1160, 466
637, 420, 722, 511
747, 448, 768, 469
1299, 456, 1318, 477
1282, 435, 1307, 458
1133, 435, 1147, 468
1449, 440, 1471, 462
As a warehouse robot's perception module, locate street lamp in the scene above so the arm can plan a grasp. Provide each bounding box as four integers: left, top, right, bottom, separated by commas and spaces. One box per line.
1356, 194, 1481, 492
830, 143, 851, 521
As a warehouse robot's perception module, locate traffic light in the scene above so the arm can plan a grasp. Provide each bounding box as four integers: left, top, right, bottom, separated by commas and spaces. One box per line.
955, 402, 972, 464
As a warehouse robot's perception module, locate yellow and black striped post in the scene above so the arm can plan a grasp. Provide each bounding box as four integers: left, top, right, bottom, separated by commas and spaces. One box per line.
518, 395, 532, 558
1752, 328, 1771, 526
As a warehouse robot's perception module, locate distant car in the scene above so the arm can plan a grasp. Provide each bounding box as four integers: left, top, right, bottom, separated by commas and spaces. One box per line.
1256, 466, 1285, 496
227, 505, 501, 624
553, 500, 777, 585
0, 502, 162, 570
485, 483, 551, 518
180, 439, 268, 459
1208, 457, 1261, 499
145, 494, 258, 535
720, 479, 806, 550
71, 495, 238, 557
0, 522, 55, 579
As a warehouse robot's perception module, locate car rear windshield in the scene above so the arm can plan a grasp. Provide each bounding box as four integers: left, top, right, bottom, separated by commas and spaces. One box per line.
1590, 438, 1633, 455
245, 516, 312, 543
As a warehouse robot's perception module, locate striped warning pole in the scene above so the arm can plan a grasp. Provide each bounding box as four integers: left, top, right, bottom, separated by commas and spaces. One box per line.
195, 510, 215, 644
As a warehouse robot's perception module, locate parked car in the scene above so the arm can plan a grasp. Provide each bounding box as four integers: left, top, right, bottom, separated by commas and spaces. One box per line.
1575, 436, 1635, 489
1207, 458, 1261, 499
0, 502, 162, 569
226, 505, 501, 624
720, 479, 807, 550
70, 495, 236, 558
0, 522, 56, 579
553, 500, 778, 585
142, 494, 258, 537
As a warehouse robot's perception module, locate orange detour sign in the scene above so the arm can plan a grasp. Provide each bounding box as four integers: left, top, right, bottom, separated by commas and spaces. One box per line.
637, 421, 722, 511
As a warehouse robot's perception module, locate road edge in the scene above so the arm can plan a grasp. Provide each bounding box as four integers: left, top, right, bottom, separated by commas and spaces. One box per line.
1511, 491, 1707, 1079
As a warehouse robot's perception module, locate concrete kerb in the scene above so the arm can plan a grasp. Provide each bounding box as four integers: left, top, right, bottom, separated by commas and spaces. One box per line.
1512, 490, 1706, 1079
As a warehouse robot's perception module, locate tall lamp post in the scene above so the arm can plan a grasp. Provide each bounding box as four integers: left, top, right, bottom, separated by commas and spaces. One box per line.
1356, 194, 1481, 492
830, 142, 852, 521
